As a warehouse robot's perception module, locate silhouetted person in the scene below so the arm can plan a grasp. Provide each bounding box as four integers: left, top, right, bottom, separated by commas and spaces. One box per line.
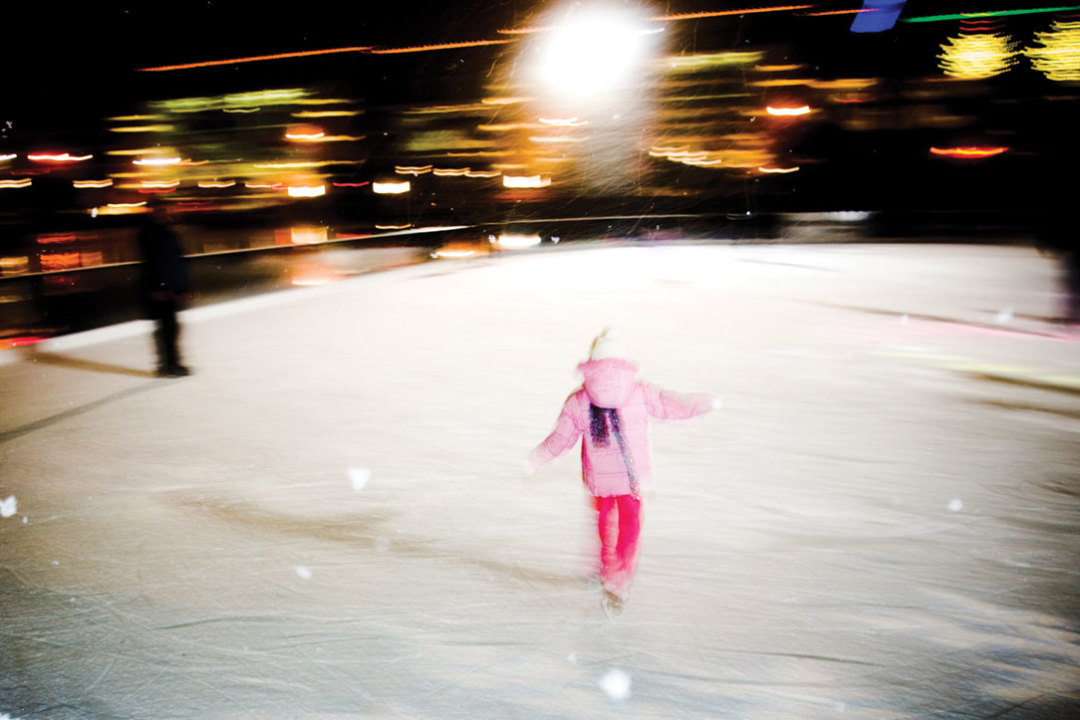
136, 202, 192, 377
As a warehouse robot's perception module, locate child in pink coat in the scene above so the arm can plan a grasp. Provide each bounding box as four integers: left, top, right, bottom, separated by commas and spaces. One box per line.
526, 329, 718, 604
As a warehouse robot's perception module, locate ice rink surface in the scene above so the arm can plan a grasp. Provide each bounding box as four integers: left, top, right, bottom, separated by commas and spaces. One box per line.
1, 242, 1079, 719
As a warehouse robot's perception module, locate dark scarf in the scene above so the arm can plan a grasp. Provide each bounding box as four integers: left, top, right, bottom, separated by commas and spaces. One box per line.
589, 404, 638, 493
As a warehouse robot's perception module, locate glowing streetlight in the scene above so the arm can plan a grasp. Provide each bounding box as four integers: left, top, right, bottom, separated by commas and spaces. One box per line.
531, 5, 662, 100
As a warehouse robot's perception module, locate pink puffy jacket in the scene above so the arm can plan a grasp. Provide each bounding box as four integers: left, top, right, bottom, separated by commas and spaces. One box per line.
529, 358, 713, 497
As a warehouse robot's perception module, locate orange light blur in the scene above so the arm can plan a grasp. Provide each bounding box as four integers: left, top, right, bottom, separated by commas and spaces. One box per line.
930, 146, 1009, 158
503, 175, 551, 189
73, 179, 113, 188
138, 46, 374, 72
370, 39, 512, 55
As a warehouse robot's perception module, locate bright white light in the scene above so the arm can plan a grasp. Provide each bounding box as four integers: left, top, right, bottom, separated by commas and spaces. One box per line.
496, 233, 542, 249
534, 7, 659, 98
287, 184, 326, 198
373, 181, 411, 194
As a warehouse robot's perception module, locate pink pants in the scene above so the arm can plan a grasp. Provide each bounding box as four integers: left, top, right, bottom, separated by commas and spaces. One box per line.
594, 494, 642, 592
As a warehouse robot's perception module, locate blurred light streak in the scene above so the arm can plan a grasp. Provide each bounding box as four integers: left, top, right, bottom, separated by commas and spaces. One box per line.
292, 110, 361, 118
465, 170, 501, 178
938, 31, 1019, 79
279, 227, 328, 244
0, 179, 31, 189
223, 107, 261, 114
141, 180, 181, 188
27, 153, 92, 162
139, 47, 374, 71
1026, 20, 1080, 81
253, 161, 321, 168
930, 146, 1009, 157
332, 181, 370, 187
432, 248, 478, 259
198, 180, 236, 188
376, 224, 412, 230
904, 6, 1080, 23
432, 168, 470, 176
766, 105, 812, 115
36, 233, 78, 244
138, 187, 177, 194
529, 135, 585, 144
396, 165, 433, 175
370, 40, 511, 55
0, 256, 30, 276
652, 5, 813, 22
495, 232, 542, 249
286, 129, 326, 141
806, 8, 876, 15
759, 165, 800, 173
287, 184, 326, 197
539, 117, 587, 127
110, 125, 174, 133
756, 63, 808, 71
503, 175, 550, 188
0, 153, 17, 161
482, 97, 530, 105
665, 51, 763, 71
134, 156, 183, 166
372, 181, 411, 194
73, 179, 113, 188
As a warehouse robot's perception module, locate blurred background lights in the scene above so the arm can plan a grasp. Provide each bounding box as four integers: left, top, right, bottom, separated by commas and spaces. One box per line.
938, 28, 1019, 79
533, 5, 661, 99
1025, 20, 1080, 81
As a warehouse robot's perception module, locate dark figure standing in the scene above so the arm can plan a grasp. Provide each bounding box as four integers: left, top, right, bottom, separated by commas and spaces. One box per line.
136, 203, 192, 377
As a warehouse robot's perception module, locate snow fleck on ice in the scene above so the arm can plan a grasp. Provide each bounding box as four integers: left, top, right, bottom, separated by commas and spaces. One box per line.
295, 566, 313, 580
949, 499, 964, 512
348, 466, 371, 491
0, 495, 16, 518
996, 308, 1014, 323
567, 652, 578, 664
599, 668, 632, 700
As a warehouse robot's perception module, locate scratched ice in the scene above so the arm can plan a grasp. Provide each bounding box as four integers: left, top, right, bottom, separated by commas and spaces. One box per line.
2, 244, 1079, 719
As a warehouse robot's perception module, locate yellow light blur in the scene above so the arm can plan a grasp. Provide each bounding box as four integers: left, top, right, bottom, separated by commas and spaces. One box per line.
376, 224, 412, 230
538, 116, 587, 127
938, 32, 1019, 79
73, 179, 113, 188
432, 168, 470, 177
481, 97, 530, 105
0, 179, 31, 189
141, 180, 181, 189
1025, 20, 1080, 82
465, 170, 502, 178
134, 156, 183, 166
288, 227, 328, 244
110, 125, 175, 133
664, 51, 763, 72
396, 165, 433, 175
287, 184, 327, 197
198, 180, 236, 188
759, 165, 800, 173
373, 181, 411, 194
286, 129, 326, 141
503, 175, 550, 188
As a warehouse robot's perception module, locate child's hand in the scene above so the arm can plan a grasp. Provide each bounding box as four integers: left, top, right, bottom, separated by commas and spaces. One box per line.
711, 396, 724, 411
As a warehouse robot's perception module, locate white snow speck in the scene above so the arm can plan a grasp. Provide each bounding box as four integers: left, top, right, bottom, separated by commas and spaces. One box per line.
295, 566, 313, 580
996, 308, 1013, 324
900, 314, 909, 325
348, 466, 371, 491
567, 652, 578, 664
599, 668, 632, 700
0, 495, 16, 518
948, 499, 963, 512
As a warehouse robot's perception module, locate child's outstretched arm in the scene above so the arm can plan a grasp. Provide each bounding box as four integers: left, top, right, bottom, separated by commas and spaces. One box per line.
526, 393, 585, 474
643, 384, 718, 420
